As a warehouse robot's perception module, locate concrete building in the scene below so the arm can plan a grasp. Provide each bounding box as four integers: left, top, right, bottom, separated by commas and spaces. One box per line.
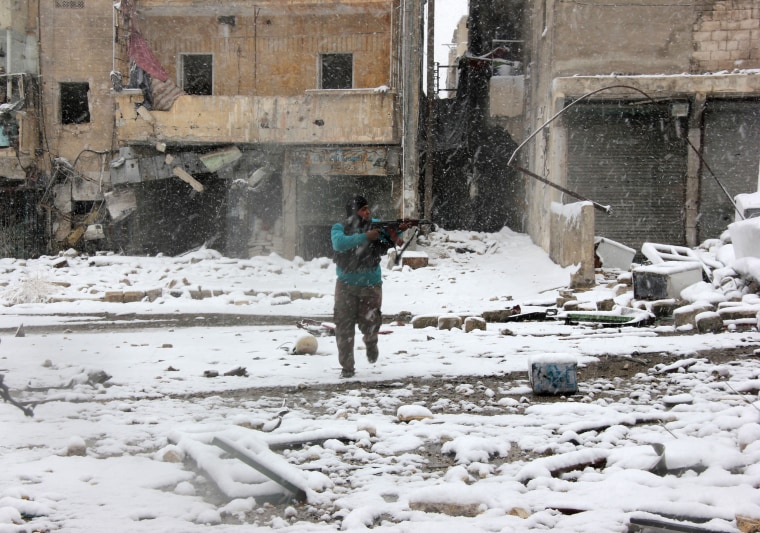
0, 0, 427, 260
471, 0, 760, 277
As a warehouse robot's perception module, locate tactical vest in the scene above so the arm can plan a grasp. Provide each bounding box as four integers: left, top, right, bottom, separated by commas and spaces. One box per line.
334, 217, 392, 273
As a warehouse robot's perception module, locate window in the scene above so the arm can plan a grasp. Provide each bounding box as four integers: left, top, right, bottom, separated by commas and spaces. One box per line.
180, 54, 213, 95
320, 53, 353, 90
60, 82, 90, 124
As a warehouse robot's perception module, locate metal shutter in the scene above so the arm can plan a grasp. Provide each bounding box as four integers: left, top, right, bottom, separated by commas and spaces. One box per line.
700, 99, 760, 241
566, 103, 687, 255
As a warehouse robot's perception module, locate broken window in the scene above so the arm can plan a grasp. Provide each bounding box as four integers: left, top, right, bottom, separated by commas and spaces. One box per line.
180, 54, 213, 95
60, 82, 90, 124
320, 53, 353, 90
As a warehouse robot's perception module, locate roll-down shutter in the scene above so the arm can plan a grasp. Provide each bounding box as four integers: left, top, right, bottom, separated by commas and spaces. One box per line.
700, 99, 760, 241
566, 103, 687, 255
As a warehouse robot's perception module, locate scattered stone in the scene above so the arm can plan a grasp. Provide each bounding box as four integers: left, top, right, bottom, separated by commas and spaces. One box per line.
224, 366, 248, 377
673, 302, 714, 328
293, 334, 318, 355
412, 315, 439, 329
409, 501, 483, 517
596, 298, 615, 311
481, 306, 521, 322
65, 437, 87, 456
104, 291, 124, 303
397, 404, 433, 422
437, 314, 462, 330
464, 316, 486, 332
696, 311, 723, 334
160, 343, 173, 348
203, 370, 219, 378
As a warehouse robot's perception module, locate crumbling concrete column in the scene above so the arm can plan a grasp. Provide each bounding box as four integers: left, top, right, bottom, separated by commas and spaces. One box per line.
549, 201, 595, 288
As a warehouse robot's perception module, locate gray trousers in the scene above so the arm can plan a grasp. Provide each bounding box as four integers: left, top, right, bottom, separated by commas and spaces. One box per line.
333, 281, 382, 373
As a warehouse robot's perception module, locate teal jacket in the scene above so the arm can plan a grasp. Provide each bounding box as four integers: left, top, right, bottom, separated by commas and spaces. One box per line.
331, 219, 400, 286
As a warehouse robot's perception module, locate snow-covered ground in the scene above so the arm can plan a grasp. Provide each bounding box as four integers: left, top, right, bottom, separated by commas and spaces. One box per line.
1, 227, 760, 532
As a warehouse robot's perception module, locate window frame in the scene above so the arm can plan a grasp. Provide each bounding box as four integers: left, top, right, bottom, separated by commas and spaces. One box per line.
319, 53, 354, 90
179, 53, 214, 96
60, 82, 91, 125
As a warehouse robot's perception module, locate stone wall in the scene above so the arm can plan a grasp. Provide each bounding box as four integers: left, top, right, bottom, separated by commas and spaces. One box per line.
692, 0, 760, 72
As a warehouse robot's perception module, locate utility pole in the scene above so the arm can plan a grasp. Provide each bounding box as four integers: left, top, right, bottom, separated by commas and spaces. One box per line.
401, 0, 423, 217
424, 0, 435, 220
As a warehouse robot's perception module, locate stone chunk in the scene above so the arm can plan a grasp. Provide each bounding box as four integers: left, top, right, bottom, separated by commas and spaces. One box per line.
438, 314, 462, 330
412, 315, 439, 328
464, 316, 486, 332
673, 302, 714, 328
696, 311, 723, 334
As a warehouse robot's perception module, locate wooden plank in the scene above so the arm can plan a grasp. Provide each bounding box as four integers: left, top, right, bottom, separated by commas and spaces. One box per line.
212, 436, 308, 502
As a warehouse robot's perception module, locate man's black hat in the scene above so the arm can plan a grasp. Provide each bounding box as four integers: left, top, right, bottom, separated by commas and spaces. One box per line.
346, 195, 368, 217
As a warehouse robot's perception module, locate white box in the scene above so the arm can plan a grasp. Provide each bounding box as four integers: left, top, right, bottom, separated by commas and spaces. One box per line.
595, 237, 635, 270
632, 261, 703, 300
529, 354, 578, 395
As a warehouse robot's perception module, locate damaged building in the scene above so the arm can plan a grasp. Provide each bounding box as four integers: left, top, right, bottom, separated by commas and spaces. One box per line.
0, 0, 428, 260
443, 0, 760, 281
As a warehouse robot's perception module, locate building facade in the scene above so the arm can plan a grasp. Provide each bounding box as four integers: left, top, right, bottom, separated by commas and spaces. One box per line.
481, 0, 760, 258
0, 0, 425, 260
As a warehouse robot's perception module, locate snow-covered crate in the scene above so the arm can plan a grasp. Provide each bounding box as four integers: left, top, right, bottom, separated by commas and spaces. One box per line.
632, 261, 702, 300
529, 354, 578, 395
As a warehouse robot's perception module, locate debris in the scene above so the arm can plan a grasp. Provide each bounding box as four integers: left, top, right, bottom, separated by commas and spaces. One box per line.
397, 404, 433, 422
199, 146, 242, 173
0, 373, 34, 417
14, 324, 24, 337
529, 354, 578, 395
595, 237, 635, 270
223, 366, 248, 377
211, 435, 309, 503
633, 261, 703, 300
292, 334, 318, 355
172, 166, 205, 192
558, 307, 654, 326
408, 500, 483, 517
203, 370, 219, 378
296, 319, 335, 337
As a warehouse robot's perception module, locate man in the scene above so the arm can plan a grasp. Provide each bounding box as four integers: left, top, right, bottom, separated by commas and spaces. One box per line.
331, 196, 407, 378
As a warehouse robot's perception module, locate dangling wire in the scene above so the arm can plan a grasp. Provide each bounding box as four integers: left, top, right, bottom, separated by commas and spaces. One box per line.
507, 84, 743, 219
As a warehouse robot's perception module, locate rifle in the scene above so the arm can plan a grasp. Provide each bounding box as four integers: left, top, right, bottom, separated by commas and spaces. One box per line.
369, 219, 436, 233
369, 219, 436, 266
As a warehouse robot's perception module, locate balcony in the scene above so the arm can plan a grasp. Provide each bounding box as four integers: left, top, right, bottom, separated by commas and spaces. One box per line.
113, 89, 400, 147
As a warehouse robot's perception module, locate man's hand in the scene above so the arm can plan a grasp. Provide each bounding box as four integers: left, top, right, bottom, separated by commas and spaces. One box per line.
366, 229, 381, 241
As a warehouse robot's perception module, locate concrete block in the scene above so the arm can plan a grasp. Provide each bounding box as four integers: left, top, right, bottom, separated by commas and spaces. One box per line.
412, 315, 439, 329
438, 314, 462, 330
401, 252, 429, 269
464, 316, 487, 332
104, 291, 123, 303
633, 261, 703, 300
122, 291, 146, 303
696, 311, 723, 334
529, 354, 578, 395
673, 302, 714, 327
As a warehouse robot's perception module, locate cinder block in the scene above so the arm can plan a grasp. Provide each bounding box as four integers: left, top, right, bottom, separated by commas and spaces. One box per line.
529, 354, 578, 395
402, 252, 428, 269
104, 291, 123, 303
633, 261, 703, 300
122, 291, 146, 303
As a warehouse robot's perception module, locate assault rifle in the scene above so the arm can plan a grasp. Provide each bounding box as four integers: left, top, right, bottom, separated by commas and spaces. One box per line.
369, 219, 436, 267
369, 219, 435, 233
